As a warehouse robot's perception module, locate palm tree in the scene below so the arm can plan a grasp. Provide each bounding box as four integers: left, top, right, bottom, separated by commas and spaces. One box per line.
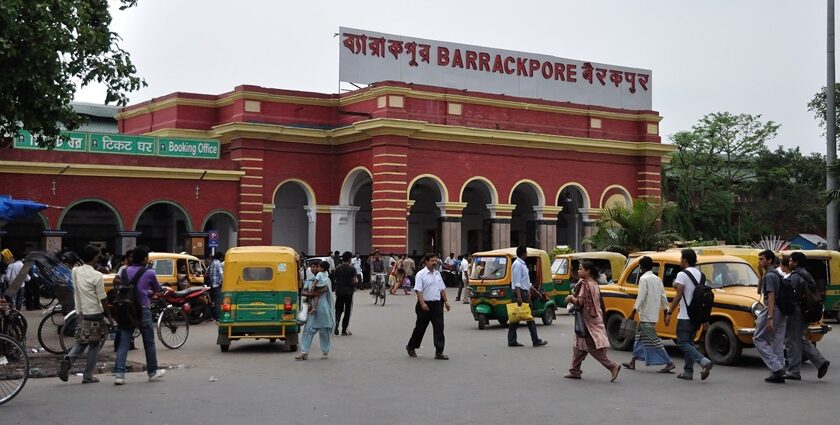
585, 198, 681, 255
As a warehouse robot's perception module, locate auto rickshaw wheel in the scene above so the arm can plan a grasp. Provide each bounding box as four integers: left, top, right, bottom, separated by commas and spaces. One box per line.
541, 308, 556, 326
220, 344, 229, 352
498, 318, 508, 326
289, 344, 298, 352
477, 314, 488, 330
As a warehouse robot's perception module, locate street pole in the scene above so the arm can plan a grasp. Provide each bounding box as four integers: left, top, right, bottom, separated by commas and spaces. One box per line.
828, 0, 839, 250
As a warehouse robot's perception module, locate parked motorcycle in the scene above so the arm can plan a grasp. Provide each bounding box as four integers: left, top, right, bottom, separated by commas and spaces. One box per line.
441, 264, 462, 288
160, 285, 213, 325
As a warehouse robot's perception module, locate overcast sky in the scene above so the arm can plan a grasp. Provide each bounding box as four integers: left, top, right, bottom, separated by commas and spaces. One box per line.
75, 0, 834, 154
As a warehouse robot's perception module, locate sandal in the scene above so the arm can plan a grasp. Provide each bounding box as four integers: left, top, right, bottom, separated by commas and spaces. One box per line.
621, 362, 635, 370
657, 364, 676, 374
294, 353, 309, 361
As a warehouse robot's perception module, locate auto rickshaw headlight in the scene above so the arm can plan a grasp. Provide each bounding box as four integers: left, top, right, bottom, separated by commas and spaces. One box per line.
751, 302, 765, 318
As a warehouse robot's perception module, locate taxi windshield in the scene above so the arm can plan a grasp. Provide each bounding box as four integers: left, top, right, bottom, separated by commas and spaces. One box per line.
551, 258, 569, 275
697, 262, 759, 288
470, 256, 508, 280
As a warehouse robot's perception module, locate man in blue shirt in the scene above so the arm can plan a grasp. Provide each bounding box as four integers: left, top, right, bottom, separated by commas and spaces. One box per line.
508, 246, 547, 347
207, 252, 223, 321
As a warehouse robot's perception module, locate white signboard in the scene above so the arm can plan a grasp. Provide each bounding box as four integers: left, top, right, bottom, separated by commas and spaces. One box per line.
339, 27, 652, 111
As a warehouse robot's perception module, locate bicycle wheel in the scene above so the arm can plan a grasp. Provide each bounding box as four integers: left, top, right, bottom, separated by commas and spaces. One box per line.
379, 286, 386, 306
0, 333, 29, 406
37, 310, 66, 354
2, 312, 27, 348
58, 311, 77, 353
157, 307, 189, 349
39, 282, 56, 309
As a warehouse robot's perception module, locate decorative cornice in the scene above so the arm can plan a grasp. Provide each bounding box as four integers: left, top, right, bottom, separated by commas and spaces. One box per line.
0, 161, 244, 181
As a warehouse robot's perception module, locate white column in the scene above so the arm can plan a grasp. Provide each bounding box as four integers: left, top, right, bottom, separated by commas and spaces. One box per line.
330, 205, 360, 253
303, 205, 318, 254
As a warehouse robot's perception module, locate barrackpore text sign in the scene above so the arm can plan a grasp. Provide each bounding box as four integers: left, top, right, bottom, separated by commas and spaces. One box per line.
339, 27, 652, 111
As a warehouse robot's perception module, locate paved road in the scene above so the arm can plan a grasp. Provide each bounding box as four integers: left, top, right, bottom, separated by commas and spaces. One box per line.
4, 289, 838, 424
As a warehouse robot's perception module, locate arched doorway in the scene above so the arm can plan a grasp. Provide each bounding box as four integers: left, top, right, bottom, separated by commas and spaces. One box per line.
0, 213, 46, 255
59, 200, 121, 254
557, 186, 588, 251
408, 177, 445, 256
203, 210, 238, 253
337, 168, 372, 254
510, 182, 542, 248
135, 201, 191, 253
461, 179, 495, 254
272, 180, 314, 254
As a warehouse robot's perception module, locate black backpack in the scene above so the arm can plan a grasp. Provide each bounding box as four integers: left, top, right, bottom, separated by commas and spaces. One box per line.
112, 268, 146, 330
681, 270, 714, 327
774, 273, 798, 316
794, 269, 824, 323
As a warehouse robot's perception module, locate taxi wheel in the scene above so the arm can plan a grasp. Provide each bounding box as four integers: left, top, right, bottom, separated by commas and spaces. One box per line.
704, 321, 742, 365
220, 344, 229, 352
269, 338, 277, 343
606, 314, 634, 351
478, 314, 488, 330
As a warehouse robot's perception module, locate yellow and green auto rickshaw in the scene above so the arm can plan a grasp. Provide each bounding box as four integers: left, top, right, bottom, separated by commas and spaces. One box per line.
550, 251, 627, 307
469, 248, 557, 329
217, 246, 300, 352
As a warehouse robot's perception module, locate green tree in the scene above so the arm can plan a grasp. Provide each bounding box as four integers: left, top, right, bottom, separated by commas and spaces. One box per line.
0, 0, 145, 148
586, 198, 680, 255
662, 112, 779, 242
807, 83, 840, 137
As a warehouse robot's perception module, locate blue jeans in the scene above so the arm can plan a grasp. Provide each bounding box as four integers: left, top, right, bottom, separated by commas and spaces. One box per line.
114, 308, 158, 377
675, 319, 710, 375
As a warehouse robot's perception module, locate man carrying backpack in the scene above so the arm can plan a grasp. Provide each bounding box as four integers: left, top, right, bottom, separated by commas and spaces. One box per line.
113, 246, 166, 385
754, 250, 787, 383
783, 251, 830, 381
665, 249, 714, 381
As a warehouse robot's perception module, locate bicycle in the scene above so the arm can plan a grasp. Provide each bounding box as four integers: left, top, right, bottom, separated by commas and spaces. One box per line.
0, 305, 27, 348
371, 273, 387, 306
0, 332, 28, 406
37, 304, 70, 354
150, 292, 190, 349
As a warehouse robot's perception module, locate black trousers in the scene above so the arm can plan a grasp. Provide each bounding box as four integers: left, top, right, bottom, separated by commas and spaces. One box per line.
335, 294, 353, 332
407, 300, 445, 354
508, 289, 539, 344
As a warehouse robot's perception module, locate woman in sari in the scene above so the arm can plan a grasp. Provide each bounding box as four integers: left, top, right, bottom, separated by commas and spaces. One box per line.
564, 261, 620, 382
295, 260, 336, 360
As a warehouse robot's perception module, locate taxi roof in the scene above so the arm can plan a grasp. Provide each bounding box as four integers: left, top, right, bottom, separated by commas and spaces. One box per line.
561, 252, 627, 261
149, 252, 201, 261
780, 249, 840, 260
472, 247, 548, 258
631, 251, 751, 265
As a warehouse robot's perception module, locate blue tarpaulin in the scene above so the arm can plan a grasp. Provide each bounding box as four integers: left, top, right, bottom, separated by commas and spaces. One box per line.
0, 195, 48, 222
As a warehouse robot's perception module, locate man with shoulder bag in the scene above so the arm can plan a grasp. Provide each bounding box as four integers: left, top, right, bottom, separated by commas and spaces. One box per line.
58, 245, 115, 384
665, 249, 714, 381
783, 251, 830, 381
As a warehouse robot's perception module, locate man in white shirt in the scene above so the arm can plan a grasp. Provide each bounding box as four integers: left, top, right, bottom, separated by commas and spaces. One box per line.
2, 249, 29, 310
406, 253, 450, 360
665, 249, 713, 381
59, 245, 115, 384
456, 255, 470, 303
507, 246, 548, 348
624, 256, 675, 372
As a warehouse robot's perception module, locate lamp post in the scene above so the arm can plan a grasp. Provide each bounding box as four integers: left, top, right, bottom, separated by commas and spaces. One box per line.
828, 0, 838, 250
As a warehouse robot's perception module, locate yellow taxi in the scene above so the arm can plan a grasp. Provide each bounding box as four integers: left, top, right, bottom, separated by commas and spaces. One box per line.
601, 251, 830, 365
104, 252, 206, 291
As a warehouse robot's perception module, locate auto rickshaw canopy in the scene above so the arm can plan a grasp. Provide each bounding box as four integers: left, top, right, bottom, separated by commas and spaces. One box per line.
223, 246, 300, 291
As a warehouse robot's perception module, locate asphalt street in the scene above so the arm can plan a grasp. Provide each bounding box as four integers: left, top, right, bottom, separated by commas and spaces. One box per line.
4, 289, 839, 425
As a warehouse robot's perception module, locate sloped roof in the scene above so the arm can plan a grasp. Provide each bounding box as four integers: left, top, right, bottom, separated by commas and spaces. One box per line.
71, 102, 119, 119
795, 234, 827, 245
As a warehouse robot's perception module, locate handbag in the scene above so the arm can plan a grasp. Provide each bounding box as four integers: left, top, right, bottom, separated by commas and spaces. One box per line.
573, 309, 589, 337
619, 318, 637, 340
297, 302, 309, 324
506, 302, 534, 322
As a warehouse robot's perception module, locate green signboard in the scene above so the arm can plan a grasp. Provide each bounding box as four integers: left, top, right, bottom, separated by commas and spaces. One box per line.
157, 138, 220, 159
89, 133, 156, 156
14, 130, 88, 152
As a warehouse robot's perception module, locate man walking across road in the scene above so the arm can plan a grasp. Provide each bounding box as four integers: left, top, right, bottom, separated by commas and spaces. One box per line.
507, 246, 548, 348
59, 245, 115, 384
754, 250, 787, 383
406, 253, 450, 360
623, 256, 675, 373
665, 249, 714, 381
784, 251, 830, 381
456, 254, 470, 303
334, 251, 357, 336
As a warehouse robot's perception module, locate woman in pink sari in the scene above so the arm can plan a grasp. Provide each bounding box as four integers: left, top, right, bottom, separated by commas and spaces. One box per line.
564, 261, 620, 382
